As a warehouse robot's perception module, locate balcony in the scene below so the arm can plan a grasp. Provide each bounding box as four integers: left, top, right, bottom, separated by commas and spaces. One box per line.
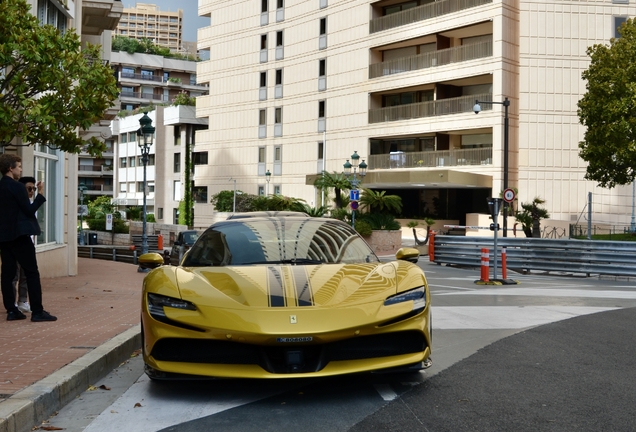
369, 93, 491, 123
120, 91, 168, 103
82, 184, 114, 195
82, 0, 124, 36
119, 72, 164, 84
368, 147, 493, 170
79, 165, 114, 176
369, 40, 492, 79
370, 0, 492, 34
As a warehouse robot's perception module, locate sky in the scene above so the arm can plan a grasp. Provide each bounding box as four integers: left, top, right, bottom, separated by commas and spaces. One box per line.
122, 1, 210, 42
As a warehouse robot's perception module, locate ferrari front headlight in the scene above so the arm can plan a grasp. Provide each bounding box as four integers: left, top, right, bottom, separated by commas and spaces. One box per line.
147, 293, 196, 320
384, 286, 426, 312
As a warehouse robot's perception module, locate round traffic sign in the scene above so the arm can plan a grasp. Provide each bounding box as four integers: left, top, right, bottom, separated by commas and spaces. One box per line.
351, 201, 359, 210
503, 188, 516, 203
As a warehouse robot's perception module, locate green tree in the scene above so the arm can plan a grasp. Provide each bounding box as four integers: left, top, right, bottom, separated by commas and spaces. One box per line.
0, 0, 118, 156
172, 91, 196, 106
577, 18, 636, 188
314, 172, 352, 209
359, 188, 403, 214
515, 197, 550, 238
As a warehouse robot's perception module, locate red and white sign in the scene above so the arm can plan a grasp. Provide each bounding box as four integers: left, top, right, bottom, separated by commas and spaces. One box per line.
503, 188, 516, 203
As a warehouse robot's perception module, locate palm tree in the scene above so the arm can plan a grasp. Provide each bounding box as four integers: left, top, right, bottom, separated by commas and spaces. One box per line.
515, 197, 550, 237
359, 188, 403, 214
314, 171, 352, 209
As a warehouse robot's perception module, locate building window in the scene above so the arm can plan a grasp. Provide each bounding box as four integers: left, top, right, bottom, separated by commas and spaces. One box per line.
128, 131, 137, 142
139, 154, 156, 166
318, 100, 326, 132
137, 182, 145, 192
274, 146, 282, 162
193, 186, 208, 203
615, 16, 628, 38
319, 17, 327, 35
319, 18, 327, 49
261, 34, 268, 49
128, 182, 135, 193
119, 157, 127, 168
275, 69, 283, 98
274, 185, 281, 195
174, 125, 181, 145
193, 152, 208, 165
174, 180, 182, 201
259, 109, 267, 138
274, 107, 282, 136
37, 0, 67, 33
173, 208, 179, 224
262, 0, 268, 12
275, 69, 283, 85
174, 153, 181, 173
119, 182, 126, 192
319, 59, 326, 91
260, 71, 267, 100
33, 147, 60, 245
258, 146, 266, 163
148, 182, 155, 193
120, 133, 128, 143
319, 100, 325, 118
128, 156, 136, 167
276, 30, 283, 46
260, 71, 267, 87
158, 208, 163, 220
258, 186, 265, 196
318, 142, 324, 160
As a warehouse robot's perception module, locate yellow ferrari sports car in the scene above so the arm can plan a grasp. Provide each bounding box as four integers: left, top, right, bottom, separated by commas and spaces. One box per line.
139, 216, 431, 380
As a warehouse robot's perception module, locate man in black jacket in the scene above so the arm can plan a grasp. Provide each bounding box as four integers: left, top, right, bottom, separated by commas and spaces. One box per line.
0, 154, 57, 322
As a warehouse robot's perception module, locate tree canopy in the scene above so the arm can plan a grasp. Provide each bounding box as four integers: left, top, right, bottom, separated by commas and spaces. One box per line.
578, 18, 636, 188
0, 0, 118, 156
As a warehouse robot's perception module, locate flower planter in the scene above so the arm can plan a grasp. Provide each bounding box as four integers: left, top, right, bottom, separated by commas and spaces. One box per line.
364, 230, 402, 254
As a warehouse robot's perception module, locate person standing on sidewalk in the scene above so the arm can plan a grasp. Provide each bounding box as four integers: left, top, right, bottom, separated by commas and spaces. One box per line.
12, 176, 38, 314
0, 154, 57, 322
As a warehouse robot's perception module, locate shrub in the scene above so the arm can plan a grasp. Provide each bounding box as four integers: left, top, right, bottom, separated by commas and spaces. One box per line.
360, 213, 401, 231
146, 213, 156, 223
86, 218, 129, 233
354, 220, 373, 237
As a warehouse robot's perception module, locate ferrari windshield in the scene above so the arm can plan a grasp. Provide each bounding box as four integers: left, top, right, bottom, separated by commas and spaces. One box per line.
182, 218, 379, 266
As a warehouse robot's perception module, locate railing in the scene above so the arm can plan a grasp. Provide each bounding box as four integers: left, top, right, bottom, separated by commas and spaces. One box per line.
369, 93, 491, 123
79, 166, 114, 173
430, 235, 636, 277
120, 91, 167, 102
120, 72, 164, 83
368, 147, 492, 170
369, 40, 492, 79
370, 0, 493, 33
82, 184, 114, 192
78, 246, 139, 265
570, 224, 636, 239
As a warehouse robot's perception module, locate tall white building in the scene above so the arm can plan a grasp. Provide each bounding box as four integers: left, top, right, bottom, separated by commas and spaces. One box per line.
115, 3, 183, 52
195, 0, 636, 230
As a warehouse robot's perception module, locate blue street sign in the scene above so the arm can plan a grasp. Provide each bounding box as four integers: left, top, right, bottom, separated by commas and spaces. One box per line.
351, 201, 359, 210
350, 189, 360, 201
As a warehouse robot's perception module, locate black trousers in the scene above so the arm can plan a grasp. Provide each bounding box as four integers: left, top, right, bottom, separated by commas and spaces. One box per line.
1, 235, 43, 314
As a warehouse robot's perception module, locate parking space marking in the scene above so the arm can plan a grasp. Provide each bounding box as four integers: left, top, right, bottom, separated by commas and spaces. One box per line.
438, 288, 636, 299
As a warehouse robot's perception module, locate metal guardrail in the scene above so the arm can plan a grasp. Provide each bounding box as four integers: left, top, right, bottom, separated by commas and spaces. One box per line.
78, 246, 139, 265
430, 235, 636, 277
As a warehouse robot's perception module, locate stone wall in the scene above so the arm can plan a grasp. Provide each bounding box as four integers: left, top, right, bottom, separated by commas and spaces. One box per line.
364, 230, 402, 254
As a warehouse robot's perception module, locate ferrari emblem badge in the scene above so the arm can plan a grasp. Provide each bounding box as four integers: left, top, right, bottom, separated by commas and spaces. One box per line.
290, 315, 297, 324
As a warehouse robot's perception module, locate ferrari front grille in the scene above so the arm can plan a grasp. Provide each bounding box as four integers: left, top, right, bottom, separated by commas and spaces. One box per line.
150, 331, 427, 374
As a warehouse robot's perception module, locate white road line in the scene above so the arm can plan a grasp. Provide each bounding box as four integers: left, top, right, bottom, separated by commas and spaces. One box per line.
374, 383, 398, 401
437, 288, 636, 299
433, 306, 618, 329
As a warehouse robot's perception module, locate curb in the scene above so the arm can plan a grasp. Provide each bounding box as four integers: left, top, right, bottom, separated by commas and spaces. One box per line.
0, 325, 141, 432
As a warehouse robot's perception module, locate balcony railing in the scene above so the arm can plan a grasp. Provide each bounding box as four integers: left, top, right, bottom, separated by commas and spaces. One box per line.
82, 184, 114, 193
369, 40, 492, 79
369, 93, 491, 123
120, 91, 167, 102
368, 147, 493, 170
370, 0, 493, 33
120, 72, 164, 83
79, 166, 114, 174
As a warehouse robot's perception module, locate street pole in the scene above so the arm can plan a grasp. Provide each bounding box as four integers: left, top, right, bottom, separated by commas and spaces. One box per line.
136, 113, 154, 270
631, 181, 635, 233
474, 97, 511, 237
78, 184, 86, 246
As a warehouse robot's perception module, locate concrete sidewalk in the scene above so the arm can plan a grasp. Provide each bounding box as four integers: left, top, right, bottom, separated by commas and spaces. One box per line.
0, 258, 144, 432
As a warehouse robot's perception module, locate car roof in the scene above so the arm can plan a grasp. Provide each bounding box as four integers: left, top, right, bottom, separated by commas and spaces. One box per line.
226, 211, 309, 220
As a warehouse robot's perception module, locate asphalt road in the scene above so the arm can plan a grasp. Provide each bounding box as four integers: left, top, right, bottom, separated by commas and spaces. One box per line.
45, 262, 636, 432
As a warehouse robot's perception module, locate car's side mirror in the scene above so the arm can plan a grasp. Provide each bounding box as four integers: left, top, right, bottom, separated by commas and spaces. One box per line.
173, 240, 181, 246
138, 253, 165, 270
396, 247, 420, 263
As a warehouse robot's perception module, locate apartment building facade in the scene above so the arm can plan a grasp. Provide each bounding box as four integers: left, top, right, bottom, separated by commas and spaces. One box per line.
114, 3, 183, 52
194, 0, 636, 229
0, 0, 123, 277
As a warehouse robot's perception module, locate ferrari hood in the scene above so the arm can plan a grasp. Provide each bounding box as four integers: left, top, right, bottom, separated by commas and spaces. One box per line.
175, 263, 405, 309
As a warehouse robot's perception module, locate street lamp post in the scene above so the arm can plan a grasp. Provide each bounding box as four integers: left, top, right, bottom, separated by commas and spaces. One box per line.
78, 183, 87, 246
343, 151, 367, 228
474, 97, 511, 237
265, 169, 271, 196
136, 113, 155, 268
229, 178, 237, 212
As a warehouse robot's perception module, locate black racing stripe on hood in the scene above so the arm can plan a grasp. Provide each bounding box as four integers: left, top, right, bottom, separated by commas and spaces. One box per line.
267, 266, 285, 307
291, 266, 313, 306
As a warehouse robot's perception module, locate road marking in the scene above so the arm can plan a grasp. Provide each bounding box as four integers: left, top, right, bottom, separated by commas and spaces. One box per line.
374, 383, 398, 401
433, 306, 618, 329
438, 288, 636, 299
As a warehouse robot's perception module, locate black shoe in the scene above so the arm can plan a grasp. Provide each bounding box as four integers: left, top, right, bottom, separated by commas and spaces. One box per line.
7, 309, 27, 321
31, 310, 57, 322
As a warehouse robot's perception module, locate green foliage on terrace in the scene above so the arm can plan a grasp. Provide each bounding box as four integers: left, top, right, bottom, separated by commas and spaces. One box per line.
112, 36, 200, 61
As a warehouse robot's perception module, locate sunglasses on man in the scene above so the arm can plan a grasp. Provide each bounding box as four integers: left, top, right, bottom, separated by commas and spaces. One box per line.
26, 186, 35, 192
